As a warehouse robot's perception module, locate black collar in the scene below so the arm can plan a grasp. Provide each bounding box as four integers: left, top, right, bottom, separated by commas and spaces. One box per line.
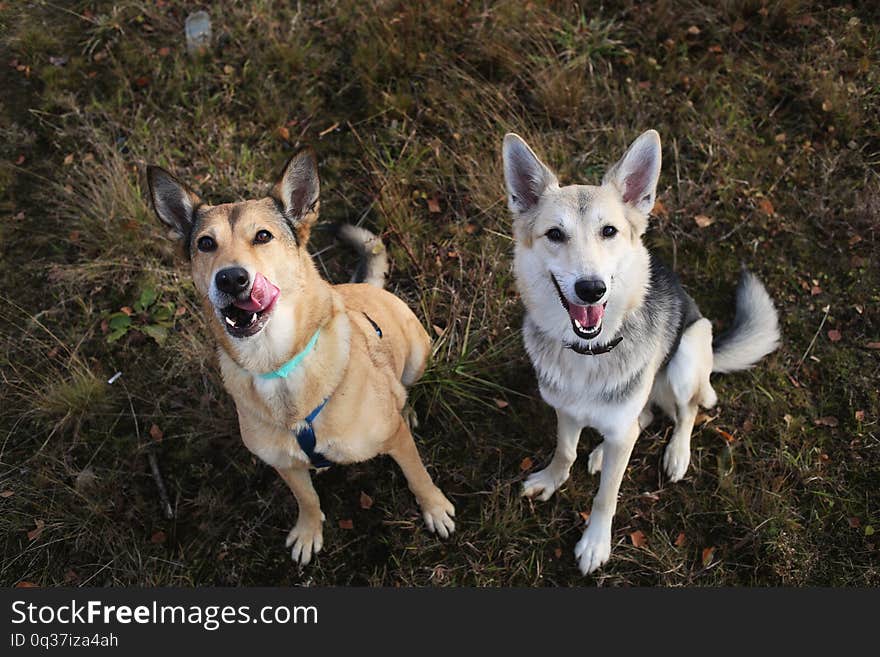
565, 335, 623, 356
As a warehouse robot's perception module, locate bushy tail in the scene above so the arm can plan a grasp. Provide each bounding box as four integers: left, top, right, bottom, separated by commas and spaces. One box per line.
712, 269, 781, 374
335, 224, 389, 288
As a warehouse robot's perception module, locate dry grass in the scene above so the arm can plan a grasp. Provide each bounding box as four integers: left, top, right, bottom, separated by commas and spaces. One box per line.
0, 0, 877, 586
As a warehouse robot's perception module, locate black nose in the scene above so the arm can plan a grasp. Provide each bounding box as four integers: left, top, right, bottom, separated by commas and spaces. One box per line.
215, 267, 249, 296
574, 279, 606, 304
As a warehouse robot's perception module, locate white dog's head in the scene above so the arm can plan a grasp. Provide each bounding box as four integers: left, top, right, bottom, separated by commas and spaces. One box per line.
503, 131, 661, 344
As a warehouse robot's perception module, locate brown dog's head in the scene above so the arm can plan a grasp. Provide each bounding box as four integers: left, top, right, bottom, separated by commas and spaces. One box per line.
147, 149, 321, 345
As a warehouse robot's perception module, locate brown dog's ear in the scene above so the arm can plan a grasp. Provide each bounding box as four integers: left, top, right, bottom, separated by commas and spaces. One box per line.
271, 147, 320, 244
147, 165, 202, 248
602, 130, 661, 215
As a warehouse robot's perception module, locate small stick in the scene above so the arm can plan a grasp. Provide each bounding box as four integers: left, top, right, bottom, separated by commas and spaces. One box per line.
147, 450, 174, 520
796, 304, 830, 372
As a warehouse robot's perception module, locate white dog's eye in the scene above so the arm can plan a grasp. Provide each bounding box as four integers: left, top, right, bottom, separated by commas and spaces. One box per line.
601, 225, 618, 238
546, 228, 566, 242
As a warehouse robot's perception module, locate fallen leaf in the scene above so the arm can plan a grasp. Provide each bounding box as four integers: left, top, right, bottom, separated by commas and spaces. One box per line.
338, 519, 354, 530
149, 424, 163, 442
827, 329, 842, 342
27, 519, 46, 542
120, 306, 133, 316
694, 214, 714, 228
359, 491, 373, 510
579, 511, 591, 523
15, 581, 39, 588
150, 530, 166, 544
134, 75, 150, 88
865, 342, 880, 350
715, 427, 735, 443
848, 517, 861, 528
814, 416, 839, 428
277, 126, 290, 141
494, 398, 509, 409
0, 490, 13, 498
519, 456, 533, 471
158, 46, 170, 57
675, 531, 687, 547
731, 19, 747, 33
432, 324, 444, 337
427, 196, 441, 213
15, 154, 25, 165
810, 285, 821, 296
687, 25, 701, 35
63, 153, 75, 166
222, 64, 235, 75
855, 410, 865, 422
64, 570, 79, 584
758, 198, 775, 216
701, 546, 716, 566
553, 547, 562, 559
630, 530, 647, 548
708, 44, 723, 54
175, 306, 187, 317
652, 198, 668, 217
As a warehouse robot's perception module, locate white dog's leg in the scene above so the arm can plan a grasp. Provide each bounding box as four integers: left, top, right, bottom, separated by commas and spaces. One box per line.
575, 420, 639, 575
522, 408, 581, 501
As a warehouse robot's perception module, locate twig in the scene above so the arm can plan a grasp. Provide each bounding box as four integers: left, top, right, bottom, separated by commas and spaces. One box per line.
796, 304, 830, 372
147, 450, 174, 520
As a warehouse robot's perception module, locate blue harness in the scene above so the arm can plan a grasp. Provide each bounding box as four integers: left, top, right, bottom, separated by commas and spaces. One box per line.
256, 314, 383, 469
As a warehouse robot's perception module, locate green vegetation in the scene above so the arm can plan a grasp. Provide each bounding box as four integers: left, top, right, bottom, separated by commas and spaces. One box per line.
1, 1, 877, 586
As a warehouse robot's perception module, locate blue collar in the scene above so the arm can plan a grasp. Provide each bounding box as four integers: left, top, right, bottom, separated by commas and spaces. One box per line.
257, 329, 320, 379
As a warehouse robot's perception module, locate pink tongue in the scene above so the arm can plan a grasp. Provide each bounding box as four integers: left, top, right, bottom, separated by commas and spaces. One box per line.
233, 272, 279, 312
569, 303, 604, 328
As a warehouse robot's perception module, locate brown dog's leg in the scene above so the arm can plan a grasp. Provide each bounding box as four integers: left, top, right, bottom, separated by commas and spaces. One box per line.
275, 465, 324, 565
386, 420, 456, 538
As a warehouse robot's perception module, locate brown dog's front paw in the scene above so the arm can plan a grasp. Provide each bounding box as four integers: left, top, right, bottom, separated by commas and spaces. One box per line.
285, 517, 324, 565
420, 493, 456, 539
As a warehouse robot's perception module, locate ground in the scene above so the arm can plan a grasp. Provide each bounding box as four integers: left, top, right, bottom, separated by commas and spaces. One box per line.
1, 1, 878, 587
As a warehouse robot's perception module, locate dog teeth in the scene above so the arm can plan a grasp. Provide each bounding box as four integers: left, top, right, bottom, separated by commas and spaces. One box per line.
574, 319, 583, 329
250, 313, 258, 324
225, 316, 236, 327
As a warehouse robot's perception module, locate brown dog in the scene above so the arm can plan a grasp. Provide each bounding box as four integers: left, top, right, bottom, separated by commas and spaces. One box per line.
147, 149, 455, 565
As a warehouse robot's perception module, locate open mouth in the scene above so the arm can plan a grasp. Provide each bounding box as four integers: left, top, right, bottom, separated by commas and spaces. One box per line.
550, 274, 606, 340
219, 272, 279, 339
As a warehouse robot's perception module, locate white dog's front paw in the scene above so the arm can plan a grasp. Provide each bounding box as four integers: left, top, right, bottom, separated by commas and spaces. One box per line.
587, 444, 604, 475
420, 492, 456, 539
662, 442, 691, 483
522, 465, 569, 501
574, 522, 612, 575
285, 515, 324, 565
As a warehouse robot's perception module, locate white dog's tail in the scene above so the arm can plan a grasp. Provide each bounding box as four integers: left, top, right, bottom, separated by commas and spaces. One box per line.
712, 269, 781, 374
336, 224, 389, 288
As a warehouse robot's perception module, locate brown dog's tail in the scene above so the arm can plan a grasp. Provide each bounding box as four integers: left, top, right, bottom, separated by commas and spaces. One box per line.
336, 224, 389, 288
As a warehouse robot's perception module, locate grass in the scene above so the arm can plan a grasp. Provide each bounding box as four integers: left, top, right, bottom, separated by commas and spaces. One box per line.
1, 0, 878, 587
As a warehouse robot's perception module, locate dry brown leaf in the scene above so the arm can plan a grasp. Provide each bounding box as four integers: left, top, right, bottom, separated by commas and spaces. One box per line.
848, 517, 861, 528
814, 416, 839, 428
855, 410, 865, 422
0, 490, 13, 498
120, 306, 133, 316
150, 530, 166, 544
731, 19, 747, 33
758, 198, 775, 216
15, 581, 39, 588
827, 329, 842, 342
432, 324, 444, 337
158, 46, 170, 57
702, 546, 716, 566
359, 491, 373, 510
519, 456, 533, 471
652, 198, 669, 217
277, 126, 290, 141
494, 398, 509, 409
674, 531, 687, 547
579, 511, 591, 523
630, 530, 647, 548
27, 519, 45, 542
694, 214, 714, 228
715, 427, 735, 443
338, 519, 354, 530
810, 285, 822, 296
687, 25, 701, 35
427, 196, 441, 213
149, 424, 163, 442
553, 547, 563, 559
867, 342, 880, 350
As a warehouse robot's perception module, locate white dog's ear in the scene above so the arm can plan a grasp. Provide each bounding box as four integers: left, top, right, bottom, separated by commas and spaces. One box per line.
272, 147, 320, 244
147, 165, 202, 244
502, 133, 557, 215
603, 130, 661, 215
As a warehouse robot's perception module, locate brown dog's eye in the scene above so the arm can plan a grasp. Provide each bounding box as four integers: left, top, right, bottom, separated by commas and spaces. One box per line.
197, 236, 217, 252
254, 229, 273, 244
